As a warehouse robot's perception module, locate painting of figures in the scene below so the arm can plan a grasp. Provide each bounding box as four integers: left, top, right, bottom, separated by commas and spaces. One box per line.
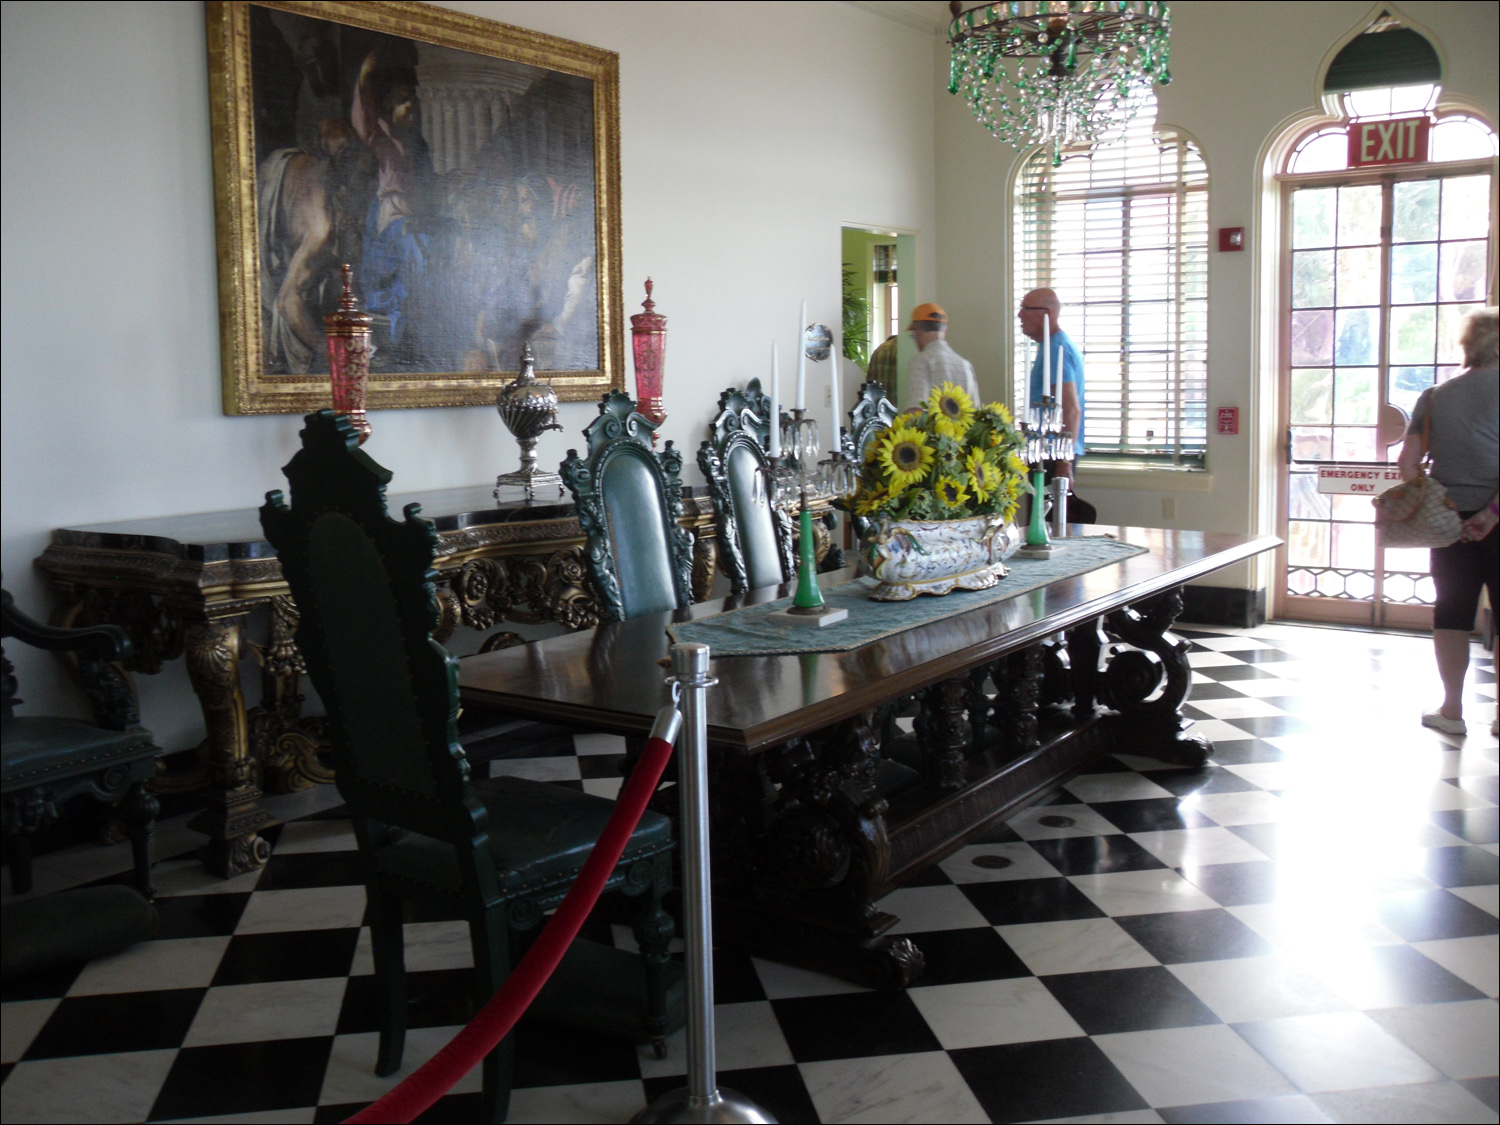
209, 1, 622, 414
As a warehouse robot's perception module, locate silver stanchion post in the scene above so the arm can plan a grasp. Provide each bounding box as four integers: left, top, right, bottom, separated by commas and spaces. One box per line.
634, 643, 775, 1125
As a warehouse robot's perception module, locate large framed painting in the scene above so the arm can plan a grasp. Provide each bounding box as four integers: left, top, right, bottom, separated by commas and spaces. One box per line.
206, 1, 623, 414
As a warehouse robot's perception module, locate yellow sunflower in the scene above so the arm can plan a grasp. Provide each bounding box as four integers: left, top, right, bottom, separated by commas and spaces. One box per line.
876, 419, 936, 493
934, 475, 969, 508
854, 486, 890, 516
926, 382, 976, 439
966, 449, 1000, 502
1006, 452, 1028, 476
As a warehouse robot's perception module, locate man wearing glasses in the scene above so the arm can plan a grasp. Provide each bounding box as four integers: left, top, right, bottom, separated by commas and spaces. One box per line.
1018, 288, 1085, 481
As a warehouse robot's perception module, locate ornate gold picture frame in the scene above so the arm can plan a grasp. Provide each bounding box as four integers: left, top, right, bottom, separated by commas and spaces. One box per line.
207, 0, 623, 415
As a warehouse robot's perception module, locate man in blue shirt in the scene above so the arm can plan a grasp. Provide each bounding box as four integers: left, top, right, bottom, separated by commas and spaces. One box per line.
1019, 288, 1085, 479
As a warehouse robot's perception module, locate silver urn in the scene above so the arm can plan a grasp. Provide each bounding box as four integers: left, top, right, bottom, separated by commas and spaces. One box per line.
494, 343, 565, 500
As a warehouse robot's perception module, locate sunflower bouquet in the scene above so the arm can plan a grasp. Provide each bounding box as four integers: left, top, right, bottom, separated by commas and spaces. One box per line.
847, 382, 1028, 524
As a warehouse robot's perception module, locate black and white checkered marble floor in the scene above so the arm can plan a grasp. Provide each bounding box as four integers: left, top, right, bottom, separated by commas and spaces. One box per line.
3, 622, 1497, 1124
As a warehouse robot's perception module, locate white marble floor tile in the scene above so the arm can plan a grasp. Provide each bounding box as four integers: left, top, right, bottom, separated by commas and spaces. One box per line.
348, 920, 473, 977
1191, 638, 1282, 652
572, 731, 628, 756
148, 857, 265, 898
0, 1049, 178, 1124
1189, 698, 1292, 721
1063, 773, 1177, 804
1004, 804, 1125, 840
1448, 884, 1499, 918
271, 820, 358, 854
1411, 934, 1499, 997
1219, 761, 1296, 790
157, 1108, 318, 1123
880, 884, 993, 934
1068, 870, 1220, 916
1226, 902, 1404, 953
1183, 790, 1286, 827
488, 756, 580, 781
1, 998, 59, 1064
1127, 827, 1271, 868
318, 1026, 478, 1105
505, 1079, 648, 1124
938, 841, 1062, 883
1030, 1111, 1166, 1124
996, 917, 1159, 976
581, 776, 624, 800
752, 957, 870, 1000
800, 1051, 990, 1124
1187, 651, 1251, 668
233, 885, 368, 934
183, 977, 347, 1047
909, 977, 1085, 1049
1426, 782, 1496, 812
1233, 1011, 1443, 1093
638, 1000, 793, 1078
1310, 1080, 1499, 1124
1222, 677, 1314, 699
1185, 719, 1260, 743
1165, 956, 1352, 1023
68, 936, 231, 996
1093, 1024, 1297, 1107
1365, 999, 1500, 1081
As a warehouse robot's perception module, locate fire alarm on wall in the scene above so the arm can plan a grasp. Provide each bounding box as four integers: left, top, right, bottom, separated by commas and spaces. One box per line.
1218, 227, 1245, 252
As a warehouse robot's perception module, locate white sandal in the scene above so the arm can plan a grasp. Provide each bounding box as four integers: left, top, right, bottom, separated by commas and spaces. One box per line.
1422, 710, 1466, 735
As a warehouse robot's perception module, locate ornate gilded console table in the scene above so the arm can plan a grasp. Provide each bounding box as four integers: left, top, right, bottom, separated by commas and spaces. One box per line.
36, 485, 729, 876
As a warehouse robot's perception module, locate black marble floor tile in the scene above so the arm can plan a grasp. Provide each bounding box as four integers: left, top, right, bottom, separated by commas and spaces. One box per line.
1220, 714, 1317, 738
316, 1092, 487, 1123
902, 926, 1031, 985
771, 991, 942, 1062
958, 877, 1108, 925
1144, 767, 1260, 797
148, 892, 252, 940
336, 967, 477, 1035
1186, 681, 1260, 701
466, 722, 582, 760
1374, 888, 1500, 942
950, 1037, 1148, 1121
1225, 823, 1283, 858
1193, 664, 1283, 682
1209, 739, 1290, 765
1181, 860, 1285, 907
1459, 1076, 1500, 1112
213, 927, 361, 986
150, 1037, 333, 1121
969, 819, 1024, 844
511, 1018, 644, 1087
645, 1065, 817, 1125
1232, 649, 1304, 664
901, 863, 956, 886
0, 959, 83, 1002
1091, 798, 1216, 833
25, 988, 205, 1058
1159, 1094, 1334, 1123
1456, 775, 1500, 805
577, 754, 628, 779
1339, 943, 1488, 1006
711, 949, 766, 1005
1041, 966, 1221, 1034
1431, 806, 1500, 845
1115, 908, 1276, 963
254, 850, 366, 891
1028, 833, 1170, 874
1420, 845, 1500, 889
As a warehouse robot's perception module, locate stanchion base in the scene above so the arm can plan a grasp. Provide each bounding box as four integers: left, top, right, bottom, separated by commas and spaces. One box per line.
632, 1087, 778, 1124
766, 606, 848, 627
1016, 542, 1064, 559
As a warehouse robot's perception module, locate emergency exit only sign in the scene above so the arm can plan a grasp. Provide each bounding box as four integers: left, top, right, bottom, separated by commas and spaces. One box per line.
1317, 465, 1404, 494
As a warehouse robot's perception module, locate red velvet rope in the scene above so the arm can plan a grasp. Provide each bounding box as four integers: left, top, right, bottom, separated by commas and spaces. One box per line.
344, 731, 678, 1124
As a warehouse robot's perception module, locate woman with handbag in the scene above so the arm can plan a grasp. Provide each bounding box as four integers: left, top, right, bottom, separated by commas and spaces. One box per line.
1393, 306, 1499, 737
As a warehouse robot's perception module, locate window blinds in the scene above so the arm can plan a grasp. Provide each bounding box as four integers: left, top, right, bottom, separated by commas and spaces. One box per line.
1015, 104, 1209, 465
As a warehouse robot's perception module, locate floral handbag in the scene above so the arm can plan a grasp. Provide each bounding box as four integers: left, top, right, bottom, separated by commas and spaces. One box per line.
1373, 410, 1462, 548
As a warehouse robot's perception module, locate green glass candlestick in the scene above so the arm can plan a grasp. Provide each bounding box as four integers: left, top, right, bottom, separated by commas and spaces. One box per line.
792, 506, 827, 609
1025, 466, 1050, 548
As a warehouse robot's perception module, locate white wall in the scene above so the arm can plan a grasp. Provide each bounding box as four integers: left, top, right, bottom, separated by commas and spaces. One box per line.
933, 0, 1499, 590
0, 0, 938, 742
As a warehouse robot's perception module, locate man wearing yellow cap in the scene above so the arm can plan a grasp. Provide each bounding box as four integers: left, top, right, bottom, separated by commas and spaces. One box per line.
905, 302, 979, 410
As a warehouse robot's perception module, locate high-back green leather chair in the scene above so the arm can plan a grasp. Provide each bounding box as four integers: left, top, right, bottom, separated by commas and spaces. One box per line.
848, 379, 899, 461
261, 411, 676, 1123
561, 391, 695, 621
697, 378, 796, 594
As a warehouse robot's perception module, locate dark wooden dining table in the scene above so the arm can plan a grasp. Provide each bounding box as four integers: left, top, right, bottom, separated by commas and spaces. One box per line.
459, 526, 1279, 988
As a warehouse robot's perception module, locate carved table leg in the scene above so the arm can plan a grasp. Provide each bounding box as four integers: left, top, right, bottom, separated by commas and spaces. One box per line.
1068, 616, 1106, 721
1103, 587, 1210, 767
915, 678, 968, 791
691, 536, 718, 603
183, 616, 275, 875
119, 780, 160, 898
993, 645, 1043, 760
249, 596, 333, 793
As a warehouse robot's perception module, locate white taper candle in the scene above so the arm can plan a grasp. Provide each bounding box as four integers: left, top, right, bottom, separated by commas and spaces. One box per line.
795, 299, 808, 410
1042, 315, 1052, 403
769, 341, 781, 458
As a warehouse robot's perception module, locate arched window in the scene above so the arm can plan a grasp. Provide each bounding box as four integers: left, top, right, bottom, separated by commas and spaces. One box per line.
1013, 93, 1209, 466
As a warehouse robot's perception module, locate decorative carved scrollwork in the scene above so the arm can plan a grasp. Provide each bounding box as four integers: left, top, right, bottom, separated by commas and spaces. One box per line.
691, 537, 719, 603
67, 587, 184, 675
993, 644, 1044, 760
1101, 587, 1210, 766
478, 631, 526, 653
915, 678, 969, 790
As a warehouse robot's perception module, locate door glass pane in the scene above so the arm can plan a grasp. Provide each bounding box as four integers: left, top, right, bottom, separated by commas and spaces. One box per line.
1441, 175, 1490, 240
1291, 427, 1332, 460
1290, 368, 1333, 423
1293, 187, 1336, 248
1289, 473, 1330, 519
1333, 427, 1376, 460
1384, 546, 1430, 574
1392, 179, 1439, 242
1335, 308, 1377, 365
1292, 250, 1334, 307
1439, 242, 1487, 302
1291, 309, 1334, 365
1333, 369, 1376, 424
1391, 243, 1437, 303
1390, 305, 1436, 364
1332, 523, 1375, 569
1337, 184, 1382, 245
1330, 494, 1375, 523
1336, 247, 1381, 306
1438, 304, 1482, 364
1288, 520, 1329, 566
1388, 366, 1434, 417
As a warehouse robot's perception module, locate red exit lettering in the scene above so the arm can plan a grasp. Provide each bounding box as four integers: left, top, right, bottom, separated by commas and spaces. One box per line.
1348, 116, 1430, 167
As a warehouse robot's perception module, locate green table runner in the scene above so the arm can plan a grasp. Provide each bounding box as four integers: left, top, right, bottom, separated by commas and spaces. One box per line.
667, 535, 1148, 656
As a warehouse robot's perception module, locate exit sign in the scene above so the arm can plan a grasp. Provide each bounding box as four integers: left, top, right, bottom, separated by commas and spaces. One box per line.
1348, 116, 1430, 167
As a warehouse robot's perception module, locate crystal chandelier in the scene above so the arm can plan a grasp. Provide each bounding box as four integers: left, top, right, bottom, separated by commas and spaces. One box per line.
947, 1, 1172, 163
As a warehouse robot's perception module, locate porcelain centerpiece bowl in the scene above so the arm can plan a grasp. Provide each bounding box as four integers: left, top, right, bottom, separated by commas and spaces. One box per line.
861, 515, 1020, 601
